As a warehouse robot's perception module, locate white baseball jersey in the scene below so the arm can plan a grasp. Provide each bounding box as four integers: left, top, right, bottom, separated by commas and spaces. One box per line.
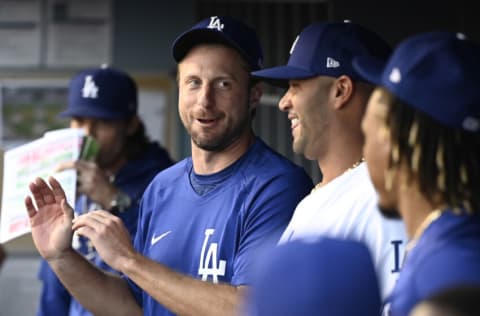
279, 162, 407, 300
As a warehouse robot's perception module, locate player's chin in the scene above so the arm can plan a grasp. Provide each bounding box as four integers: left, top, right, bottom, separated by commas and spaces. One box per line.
377, 203, 402, 220
292, 138, 306, 156
371, 180, 401, 219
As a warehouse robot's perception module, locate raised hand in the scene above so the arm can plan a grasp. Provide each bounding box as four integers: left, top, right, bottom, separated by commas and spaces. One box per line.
25, 177, 75, 260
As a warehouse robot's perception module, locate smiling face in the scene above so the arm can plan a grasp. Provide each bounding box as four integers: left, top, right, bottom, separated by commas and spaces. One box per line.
278, 76, 335, 160
361, 87, 400, 217
177, 44, 256, 152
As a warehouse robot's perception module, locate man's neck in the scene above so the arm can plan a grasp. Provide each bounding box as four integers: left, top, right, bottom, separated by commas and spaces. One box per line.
396, 173, 441, 239
191, 131, 255, 175
103, 156, 129, 178
314, 110, 365, 184
316, 136, 364, 186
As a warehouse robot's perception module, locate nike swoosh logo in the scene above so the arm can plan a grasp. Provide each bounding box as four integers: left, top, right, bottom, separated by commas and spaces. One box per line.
151, 231, 172, 246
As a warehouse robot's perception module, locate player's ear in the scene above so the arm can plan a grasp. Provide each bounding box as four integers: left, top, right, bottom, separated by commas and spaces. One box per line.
332, 75, 354, 110
249, 81, 263, 111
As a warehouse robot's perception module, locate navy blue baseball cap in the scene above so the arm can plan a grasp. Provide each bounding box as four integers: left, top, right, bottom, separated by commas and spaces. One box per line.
172, 15, 263, 71
60, 65, 137, 120
246, 238, 381, 316
353, 31, 480, 132
252, 20, 391, 84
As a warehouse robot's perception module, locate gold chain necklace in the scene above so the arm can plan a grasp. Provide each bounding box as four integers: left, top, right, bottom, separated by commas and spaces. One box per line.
311, 157, 365, 192
405, 208, 444, 253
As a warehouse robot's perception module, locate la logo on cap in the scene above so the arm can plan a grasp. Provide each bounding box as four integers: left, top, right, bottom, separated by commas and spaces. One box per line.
82, 75, 99, 99
207, 16, 224, 31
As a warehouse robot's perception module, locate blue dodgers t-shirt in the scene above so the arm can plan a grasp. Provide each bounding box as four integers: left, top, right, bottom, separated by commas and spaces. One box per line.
127, 138, 313, 315
389, 210, 480, 316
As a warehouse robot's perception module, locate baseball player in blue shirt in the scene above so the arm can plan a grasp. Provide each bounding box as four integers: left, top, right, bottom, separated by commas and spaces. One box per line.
25, 16, 312, 316
354, 31, 480, 316
35, 66, 174, 316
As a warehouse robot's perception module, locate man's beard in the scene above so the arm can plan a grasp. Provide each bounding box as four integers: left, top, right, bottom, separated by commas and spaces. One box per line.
192, 113, 251, 152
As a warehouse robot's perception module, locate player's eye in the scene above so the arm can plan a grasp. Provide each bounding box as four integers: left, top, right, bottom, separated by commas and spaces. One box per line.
216, 80, 232, 89
186, 78, 201, 88
289, 80, 300, 89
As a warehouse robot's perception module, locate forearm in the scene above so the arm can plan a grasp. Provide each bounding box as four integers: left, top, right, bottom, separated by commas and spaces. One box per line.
122, 253, 246, 316
49, 248, 142, 316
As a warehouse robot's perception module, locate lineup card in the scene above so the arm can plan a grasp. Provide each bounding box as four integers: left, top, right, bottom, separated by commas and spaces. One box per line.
0, 128, 84, 243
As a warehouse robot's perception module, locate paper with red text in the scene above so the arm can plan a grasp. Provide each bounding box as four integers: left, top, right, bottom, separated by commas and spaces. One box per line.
0, 128, 83, 243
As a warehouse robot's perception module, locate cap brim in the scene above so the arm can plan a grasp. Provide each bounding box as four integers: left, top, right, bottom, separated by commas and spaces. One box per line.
252, 65, 317, 87
352, 56, 385, 85
59, 106, 127, 120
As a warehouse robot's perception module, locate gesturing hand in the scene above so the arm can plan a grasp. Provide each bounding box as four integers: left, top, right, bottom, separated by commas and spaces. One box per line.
25, 177, 75, 261
72, 210, 135, 271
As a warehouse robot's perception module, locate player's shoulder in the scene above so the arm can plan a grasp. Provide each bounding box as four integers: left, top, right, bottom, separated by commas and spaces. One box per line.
410, 238, 480, 290
246, 138, 311, 178
408, 244, 480, 304
143, 158, 190, 191
419, 237, 480, 264
229, 139, 312, 199
346, 163, 377, 194
155, 157, 189, 177
330, 163, 378, 211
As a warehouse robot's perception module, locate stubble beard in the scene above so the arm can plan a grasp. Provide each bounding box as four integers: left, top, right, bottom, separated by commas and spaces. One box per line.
292, 131, 314, 159
190, 113, 251, 152
292, 127, 306, 156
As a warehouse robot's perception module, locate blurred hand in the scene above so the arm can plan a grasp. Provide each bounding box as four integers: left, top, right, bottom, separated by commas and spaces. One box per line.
72, 210, 135, 271
57, 160, 117, 209
25, 177, 75, 261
